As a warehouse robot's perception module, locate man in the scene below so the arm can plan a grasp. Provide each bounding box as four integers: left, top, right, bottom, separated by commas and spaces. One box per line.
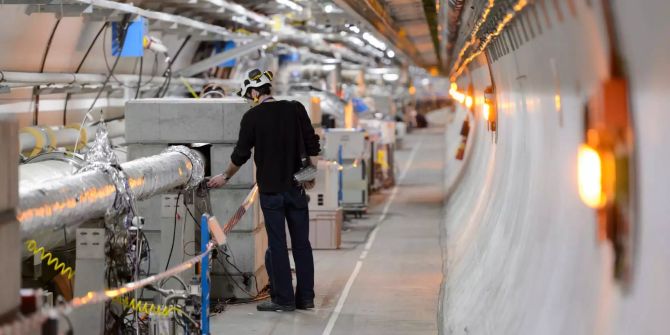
207, 69, 320, 312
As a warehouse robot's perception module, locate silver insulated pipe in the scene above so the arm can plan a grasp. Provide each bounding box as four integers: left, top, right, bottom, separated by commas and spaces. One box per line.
17, 146, 204, 238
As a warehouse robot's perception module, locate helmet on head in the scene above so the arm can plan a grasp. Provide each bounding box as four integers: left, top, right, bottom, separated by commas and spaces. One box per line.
237, 69, 274, 98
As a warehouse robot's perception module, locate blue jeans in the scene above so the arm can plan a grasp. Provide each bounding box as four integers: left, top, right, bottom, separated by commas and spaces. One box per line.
260, 186, 315, 306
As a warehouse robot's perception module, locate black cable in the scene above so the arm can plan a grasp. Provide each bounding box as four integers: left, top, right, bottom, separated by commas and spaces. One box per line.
76, 22, 108, 73
39, 19, 61, 72
85, 15, 131, 121
135, 56, 143, 99
165, 192, 181, 271
165, 35, 191, 77
32, 19, 61, 126
63, 22, 108, 125
213, 256, 257, 298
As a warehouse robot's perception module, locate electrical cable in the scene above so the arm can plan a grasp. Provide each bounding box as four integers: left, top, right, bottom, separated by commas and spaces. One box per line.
165, 192, 181, 271
165, 35, 192, 77
73, 15, 132, 152
32, 18, 61, 126
64, 22, 108, 125
213, 256, 256, 298
135, 56, 143, 99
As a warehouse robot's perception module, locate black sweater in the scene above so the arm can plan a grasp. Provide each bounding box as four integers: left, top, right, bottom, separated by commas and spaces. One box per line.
231, 100, 321, 193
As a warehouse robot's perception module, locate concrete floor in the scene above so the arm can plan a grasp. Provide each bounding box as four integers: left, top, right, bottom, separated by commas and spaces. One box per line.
211, 128, 446, 335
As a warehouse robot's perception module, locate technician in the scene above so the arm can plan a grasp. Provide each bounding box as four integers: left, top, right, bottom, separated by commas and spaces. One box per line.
207, 69, 320, 312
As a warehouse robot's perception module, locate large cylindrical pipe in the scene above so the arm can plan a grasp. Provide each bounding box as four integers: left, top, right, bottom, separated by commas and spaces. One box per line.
0, 71, 235, 88
19, 120, 125, 156
17, 146, 204, 238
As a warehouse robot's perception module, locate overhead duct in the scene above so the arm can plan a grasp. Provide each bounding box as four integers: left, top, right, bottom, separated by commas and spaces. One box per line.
18, 146, 204, 239
18, 120, 125, 157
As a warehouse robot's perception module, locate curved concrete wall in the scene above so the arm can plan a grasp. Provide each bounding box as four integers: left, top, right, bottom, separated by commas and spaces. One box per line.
441, 1, 669, 334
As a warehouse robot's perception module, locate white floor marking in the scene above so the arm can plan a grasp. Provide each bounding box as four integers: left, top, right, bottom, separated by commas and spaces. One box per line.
321, 142, 422, 335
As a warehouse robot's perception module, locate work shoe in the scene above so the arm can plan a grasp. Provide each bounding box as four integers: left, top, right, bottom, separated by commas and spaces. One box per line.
296, 301, 315, 310
256, 301, 295, 312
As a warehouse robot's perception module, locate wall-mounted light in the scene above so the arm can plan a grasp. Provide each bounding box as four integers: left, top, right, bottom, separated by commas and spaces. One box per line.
483, 102, 491, 121
580, 78, 635, 285
465, 96, 473, 109
578, 144, 606, 208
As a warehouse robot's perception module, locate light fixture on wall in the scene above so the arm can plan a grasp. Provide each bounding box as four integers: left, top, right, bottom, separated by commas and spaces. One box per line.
579, 78, 635, 285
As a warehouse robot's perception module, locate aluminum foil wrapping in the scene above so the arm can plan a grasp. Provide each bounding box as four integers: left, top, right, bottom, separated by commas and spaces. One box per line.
163, 145, 205, 189
78, 120, 137, 226
18, 146, 205, 237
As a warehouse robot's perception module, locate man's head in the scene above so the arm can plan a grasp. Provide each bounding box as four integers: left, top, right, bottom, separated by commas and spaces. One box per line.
238, 69, 274, 102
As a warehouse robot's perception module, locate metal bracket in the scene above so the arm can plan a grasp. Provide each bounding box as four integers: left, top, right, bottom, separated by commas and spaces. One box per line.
175, 37, 273, 77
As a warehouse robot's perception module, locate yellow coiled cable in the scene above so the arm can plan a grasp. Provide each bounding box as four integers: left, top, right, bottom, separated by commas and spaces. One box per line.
25, 240, 75, 280
112, 296, 182, 317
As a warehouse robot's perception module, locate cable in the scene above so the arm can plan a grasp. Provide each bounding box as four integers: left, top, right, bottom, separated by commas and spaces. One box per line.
32, 18, 61, 125
64, 22, 109, 125
135, 56, 143, 99
73, 16, 131, 152
165, 192, 181, 271
213, 255, 257, 298
165, 35, 191, 77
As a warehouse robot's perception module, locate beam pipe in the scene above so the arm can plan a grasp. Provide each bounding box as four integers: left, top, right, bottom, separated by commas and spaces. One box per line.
17, 146, 204, 238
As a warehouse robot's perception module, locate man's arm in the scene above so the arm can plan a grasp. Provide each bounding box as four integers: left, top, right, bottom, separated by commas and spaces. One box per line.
207, 161, 241, 188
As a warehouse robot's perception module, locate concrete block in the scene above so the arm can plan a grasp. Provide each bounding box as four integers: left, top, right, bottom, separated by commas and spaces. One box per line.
209, 188, 263, 233
222, 103, 246, 143
210, 145, 255, 186
159, 100, 225, 142
124, 100, 160, 143
127, 144, 167, 161
211, 265, 269, 300
222, 227, 267, 273
211, 227, 268, 299
0, 118, 18, 211
125, 98, 249, 144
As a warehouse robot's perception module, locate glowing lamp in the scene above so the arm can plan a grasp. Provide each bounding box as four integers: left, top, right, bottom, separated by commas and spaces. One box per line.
465, 96, 473, 109
577, 144, 606, 208
483, 103, 490, 121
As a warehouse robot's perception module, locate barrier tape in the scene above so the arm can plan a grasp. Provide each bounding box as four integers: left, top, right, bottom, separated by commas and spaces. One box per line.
223, 185, 258, 234
1, 185, 259, 334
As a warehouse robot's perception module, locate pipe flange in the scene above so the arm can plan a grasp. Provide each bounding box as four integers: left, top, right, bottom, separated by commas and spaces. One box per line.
164, 146, 205, 189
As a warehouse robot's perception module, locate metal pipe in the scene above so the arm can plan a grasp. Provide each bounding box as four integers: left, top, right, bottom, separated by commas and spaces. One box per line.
0, 71, 236, 88
18, 146, 205, 238
175, 37, 273, 77
18, 120, 125, 155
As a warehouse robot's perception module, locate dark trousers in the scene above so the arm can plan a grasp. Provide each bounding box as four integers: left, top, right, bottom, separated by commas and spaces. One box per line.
260, 186, 315, 306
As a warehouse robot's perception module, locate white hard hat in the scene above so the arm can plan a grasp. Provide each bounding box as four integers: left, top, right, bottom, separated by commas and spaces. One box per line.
237, 69, 274, 98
